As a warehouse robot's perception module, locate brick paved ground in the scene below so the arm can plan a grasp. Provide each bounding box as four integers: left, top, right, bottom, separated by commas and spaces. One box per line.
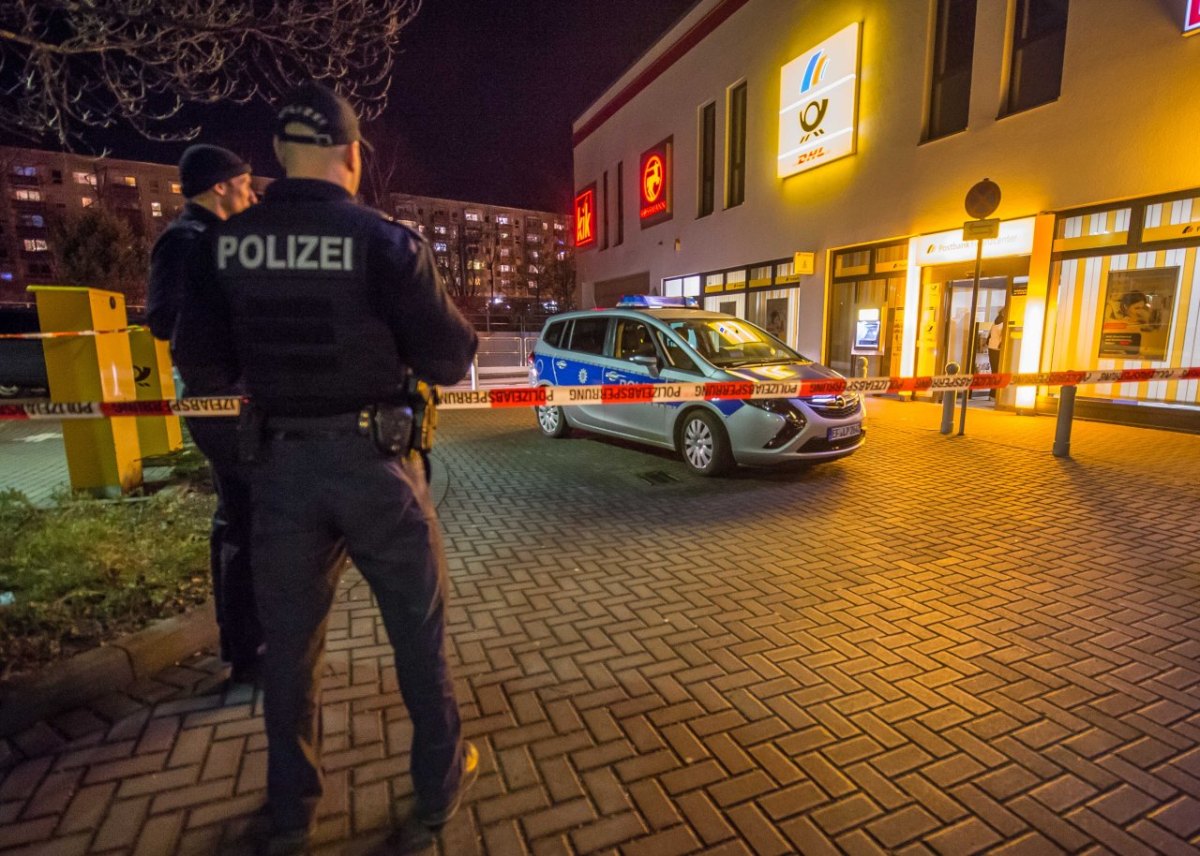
2, 398, 1200, 855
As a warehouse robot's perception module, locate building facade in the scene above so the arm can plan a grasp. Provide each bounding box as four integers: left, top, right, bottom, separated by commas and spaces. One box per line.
572, 0, 1200, 427
0, 146, 190, 305
389, 192, 572, 307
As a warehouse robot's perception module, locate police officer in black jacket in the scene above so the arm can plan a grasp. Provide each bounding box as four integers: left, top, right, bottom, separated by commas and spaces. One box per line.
173, 84, 479, 855
147, 145, 262, 683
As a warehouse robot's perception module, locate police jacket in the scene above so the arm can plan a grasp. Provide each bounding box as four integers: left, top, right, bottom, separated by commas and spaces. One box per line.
146, 201, 221, 341
174, 178, 478, 413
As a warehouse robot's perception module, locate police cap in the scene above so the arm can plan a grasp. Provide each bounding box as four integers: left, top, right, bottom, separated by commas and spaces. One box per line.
275, 82, 368, 148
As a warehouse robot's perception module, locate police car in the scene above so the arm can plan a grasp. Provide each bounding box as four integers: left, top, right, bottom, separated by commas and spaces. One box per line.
529, 296, 865, 476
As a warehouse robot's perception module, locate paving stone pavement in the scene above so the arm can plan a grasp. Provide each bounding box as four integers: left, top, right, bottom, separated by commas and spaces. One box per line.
2, 398, 1200, 855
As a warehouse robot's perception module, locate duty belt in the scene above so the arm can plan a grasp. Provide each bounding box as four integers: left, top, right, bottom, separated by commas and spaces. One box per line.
268, 411, 364, 440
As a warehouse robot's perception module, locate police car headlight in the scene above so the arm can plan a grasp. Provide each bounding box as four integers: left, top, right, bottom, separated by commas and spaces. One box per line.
743, 397, 803, 419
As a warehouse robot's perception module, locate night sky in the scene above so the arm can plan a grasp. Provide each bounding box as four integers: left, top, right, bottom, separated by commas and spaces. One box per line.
14, 0, 700, 215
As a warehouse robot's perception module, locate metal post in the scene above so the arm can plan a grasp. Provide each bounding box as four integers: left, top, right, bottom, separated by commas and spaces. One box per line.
958, 237, 985, 436
940, 362, 959, 435
1053, 385, 1076, 458
469, 355, 479, 391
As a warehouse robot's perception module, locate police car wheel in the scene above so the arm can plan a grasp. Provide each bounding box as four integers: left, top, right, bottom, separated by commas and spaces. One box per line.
536, 404, 571, 438
679, 410, 733, 477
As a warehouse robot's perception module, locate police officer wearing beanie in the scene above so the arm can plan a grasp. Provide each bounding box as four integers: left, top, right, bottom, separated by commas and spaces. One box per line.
147, 145, 262, 684
173, 84, 479, 855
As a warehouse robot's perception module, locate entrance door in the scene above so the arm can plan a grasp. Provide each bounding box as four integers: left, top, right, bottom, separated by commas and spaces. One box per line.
945, 277, 1008, 397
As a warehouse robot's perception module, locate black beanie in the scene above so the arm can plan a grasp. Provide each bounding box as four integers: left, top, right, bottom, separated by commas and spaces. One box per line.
178, 145, 251, 199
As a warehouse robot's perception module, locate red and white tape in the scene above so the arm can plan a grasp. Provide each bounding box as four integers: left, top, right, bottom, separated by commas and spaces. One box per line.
2, 366, 1198, 421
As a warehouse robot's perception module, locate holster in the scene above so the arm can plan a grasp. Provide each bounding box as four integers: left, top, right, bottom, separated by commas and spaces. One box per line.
410, 380, 439, 454
359, 403, 414, 456
236, 399, 266, 463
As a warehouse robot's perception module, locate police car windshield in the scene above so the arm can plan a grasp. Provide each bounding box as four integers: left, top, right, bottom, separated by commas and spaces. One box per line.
667, 318, 809, 367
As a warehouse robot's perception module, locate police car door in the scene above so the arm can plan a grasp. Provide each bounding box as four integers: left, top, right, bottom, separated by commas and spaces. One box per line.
560, 315, 612, 430
601, 317, 665, 441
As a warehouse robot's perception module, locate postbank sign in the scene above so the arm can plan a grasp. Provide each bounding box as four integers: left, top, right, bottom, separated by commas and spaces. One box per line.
778, 22, 861, 179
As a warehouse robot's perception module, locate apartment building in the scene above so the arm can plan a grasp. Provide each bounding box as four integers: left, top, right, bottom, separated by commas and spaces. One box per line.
389, 192, 571, 305
573, 0, 1200, 429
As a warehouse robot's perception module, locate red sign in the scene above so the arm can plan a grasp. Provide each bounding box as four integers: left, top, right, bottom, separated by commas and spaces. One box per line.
639, 137, 672, 226
1188, 0, 1200, 34
574, 183, 597, 249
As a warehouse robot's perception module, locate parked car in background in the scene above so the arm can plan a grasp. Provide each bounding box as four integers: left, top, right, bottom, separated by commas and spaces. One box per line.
529, 296, 865, 476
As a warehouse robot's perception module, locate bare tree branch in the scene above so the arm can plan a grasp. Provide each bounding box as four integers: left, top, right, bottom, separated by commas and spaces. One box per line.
0, 0, 421, 148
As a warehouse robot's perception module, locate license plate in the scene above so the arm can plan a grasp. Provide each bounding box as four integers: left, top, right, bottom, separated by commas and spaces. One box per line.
827, 424, 861, 441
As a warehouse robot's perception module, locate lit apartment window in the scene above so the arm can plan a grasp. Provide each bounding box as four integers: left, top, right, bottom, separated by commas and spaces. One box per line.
529, 250, 540, 260
698, 101, 716, 217
81, 196, 95, 207
73, 171, 96, 185
499, 264, 512, 273
12, 165, 37, 177
19, 214, 45, 227
554, 222, 564, 231
528, 264, 539, 274
500, 248, 510, 258
726, 82, 747, 208
496, 214, 510, 225
0, 271, 13, 282
433, 241, 448, 253
927, 0, 977, 140
121, 175, 138, 187
465, 211, 481, 222
13, 189, 41, 201
1005, 0, 1069, 115
170, 181, 182, 194
151, 201, 163, 218
23, 239, 49, 252
434, 225, 447, 234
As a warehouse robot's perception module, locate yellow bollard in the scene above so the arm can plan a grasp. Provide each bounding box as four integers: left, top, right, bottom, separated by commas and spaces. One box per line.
28, 285, 143, 496
128, 328, 183, 457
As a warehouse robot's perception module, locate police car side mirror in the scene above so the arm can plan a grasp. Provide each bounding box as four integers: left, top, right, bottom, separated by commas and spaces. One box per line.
630, 354, 660, 377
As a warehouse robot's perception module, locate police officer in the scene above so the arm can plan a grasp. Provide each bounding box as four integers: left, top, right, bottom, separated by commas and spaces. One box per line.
173, 84, 479, 855
147, 145, 262, 683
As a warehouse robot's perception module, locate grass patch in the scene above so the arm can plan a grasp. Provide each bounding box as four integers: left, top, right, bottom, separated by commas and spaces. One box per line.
0, 486, 216, 682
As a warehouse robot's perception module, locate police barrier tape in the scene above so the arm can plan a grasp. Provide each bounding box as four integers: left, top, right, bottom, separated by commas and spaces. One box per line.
2, 366, 1199, 421
0, 326, 146, 340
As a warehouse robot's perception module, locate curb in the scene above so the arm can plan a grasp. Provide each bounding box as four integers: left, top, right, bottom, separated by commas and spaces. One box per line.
0, 599, 217, 738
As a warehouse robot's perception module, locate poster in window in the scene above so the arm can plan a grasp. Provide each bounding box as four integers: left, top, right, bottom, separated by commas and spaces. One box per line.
1098, 267, 1178, 361
764, 297, 788, 340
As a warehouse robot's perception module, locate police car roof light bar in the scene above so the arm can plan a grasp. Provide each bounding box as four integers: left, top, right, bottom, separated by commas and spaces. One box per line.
617, 294, 700, 309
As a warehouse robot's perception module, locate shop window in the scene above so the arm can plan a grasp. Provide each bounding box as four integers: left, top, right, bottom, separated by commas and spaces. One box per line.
775, 261, 798, 284
1143, 196, 1200, 244
749, 265, 772, 286
726, 82, 747, 208
1054, 206, 1131, 251
834, 249, 871, 278
927, 0, 977, 140
601, 170, 609, 250
698, 101, 716, 217
725, 269, 746, 290
704, 273, 725, 294
615, 161, 624, 246
874, 242, 909, 273
1005, 0, 1069, 115
682, 275, 701, 297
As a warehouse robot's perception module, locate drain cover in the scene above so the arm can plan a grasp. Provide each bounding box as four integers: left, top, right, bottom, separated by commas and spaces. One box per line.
638, 470, 678, 485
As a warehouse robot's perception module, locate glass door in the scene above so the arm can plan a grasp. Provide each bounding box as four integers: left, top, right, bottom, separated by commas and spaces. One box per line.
945, 277, 1008, 398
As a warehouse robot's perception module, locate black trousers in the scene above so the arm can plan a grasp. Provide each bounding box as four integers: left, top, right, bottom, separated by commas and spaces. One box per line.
251, 420, 462, 831
186, 417, 262, 667
988, 348, 1002, 398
